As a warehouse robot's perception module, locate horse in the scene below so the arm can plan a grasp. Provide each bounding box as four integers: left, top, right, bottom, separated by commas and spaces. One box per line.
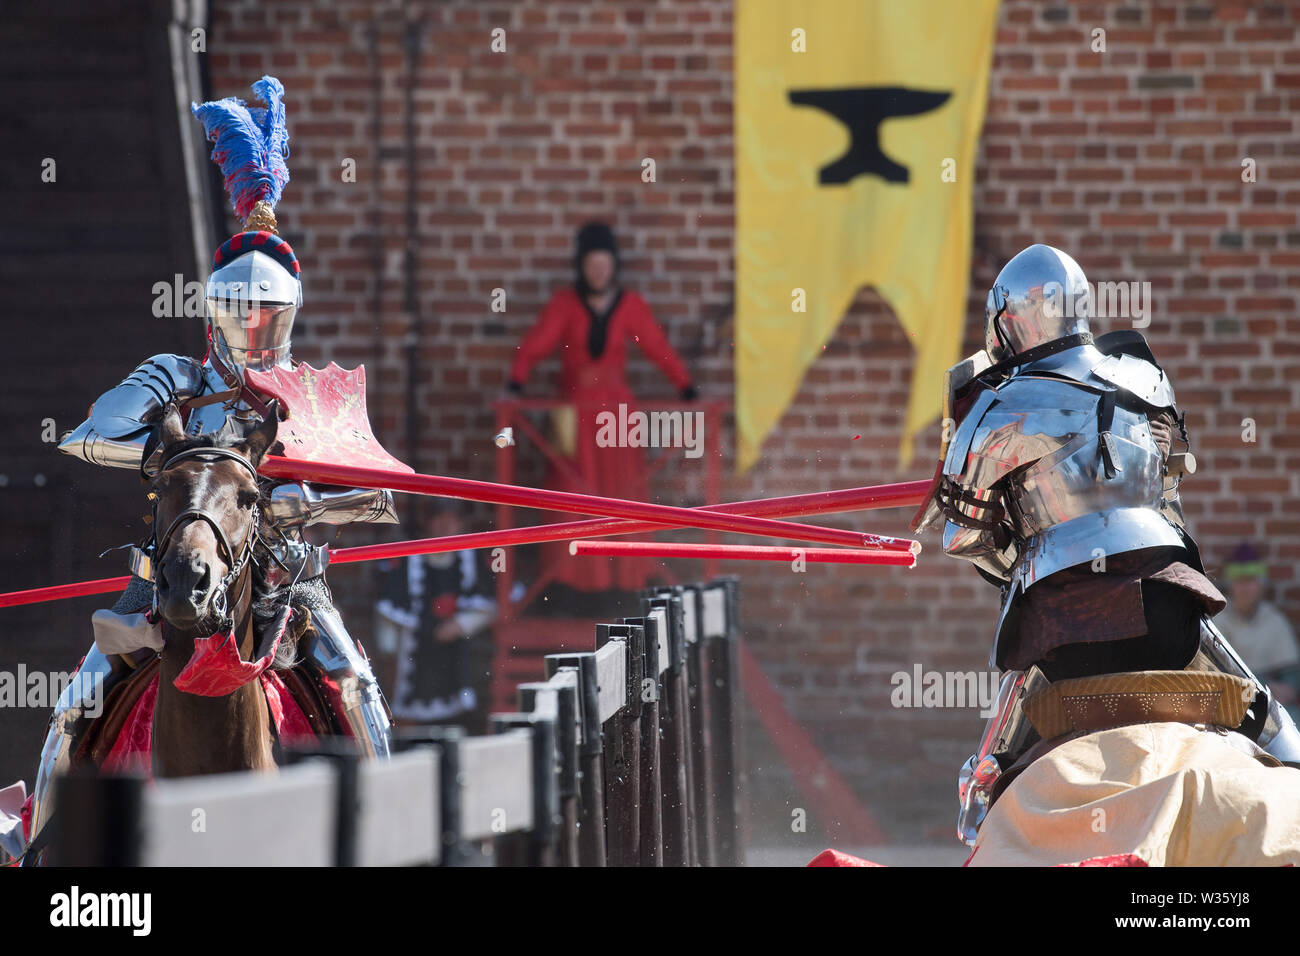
146, 401, 314, 777
14, 404, 370, 863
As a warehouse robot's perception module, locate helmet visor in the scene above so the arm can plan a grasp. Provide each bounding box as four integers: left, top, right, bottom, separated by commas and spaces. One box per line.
206, 300, 297, 354
984, 284, 1010, 359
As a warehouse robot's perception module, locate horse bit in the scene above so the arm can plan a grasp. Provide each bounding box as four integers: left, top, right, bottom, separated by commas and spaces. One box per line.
147, 446, 264, 631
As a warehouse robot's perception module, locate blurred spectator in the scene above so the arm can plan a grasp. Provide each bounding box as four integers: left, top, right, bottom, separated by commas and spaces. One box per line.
1216, 542, 1300, 705
374, 501, 497, 726
506, 221, 696, 594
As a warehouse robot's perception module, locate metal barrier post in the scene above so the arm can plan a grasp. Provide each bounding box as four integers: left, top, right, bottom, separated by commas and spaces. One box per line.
705, 577, 744, 866
680, 585, 717, 865
283, 739, 360, 867
624, 614, 664, 866
597, 623, 642, 866
519, 675, 580, 866
53, 769, 144, 867
648, 593, 691, 866
491, 713, 559, 866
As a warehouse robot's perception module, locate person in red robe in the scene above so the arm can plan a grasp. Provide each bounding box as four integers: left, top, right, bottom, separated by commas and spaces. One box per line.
507, 221, 696, 593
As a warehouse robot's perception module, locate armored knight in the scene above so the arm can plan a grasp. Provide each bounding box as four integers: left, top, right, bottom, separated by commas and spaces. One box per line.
29, 78, 394, 847
912, 243, 1300, 846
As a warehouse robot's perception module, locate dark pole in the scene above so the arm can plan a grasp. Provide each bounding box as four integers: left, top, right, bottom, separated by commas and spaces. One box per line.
402, 13, 423, 474
650, 594, 691, 866
548, 652, 607, 865
625, 615, 664, 866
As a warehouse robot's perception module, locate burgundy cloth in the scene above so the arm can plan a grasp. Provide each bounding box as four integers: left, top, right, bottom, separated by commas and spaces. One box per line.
98, 668, 317, 778
172, 617, 286, 697
807, 848, 883, 867
262, 669, 318, 744
510, 287, 691, 592
810, 846, 1151, 867
101, 676, 160, 775
963, 845, 1148, 867
1002, 546, 1226, 673
432, 594, 457, 618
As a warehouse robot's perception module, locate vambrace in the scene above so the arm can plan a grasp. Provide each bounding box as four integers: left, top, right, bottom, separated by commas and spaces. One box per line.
57, 421, 151, 470
57, 354, 205, 469
939, 478, 1018, 581
268, 481, 398, 527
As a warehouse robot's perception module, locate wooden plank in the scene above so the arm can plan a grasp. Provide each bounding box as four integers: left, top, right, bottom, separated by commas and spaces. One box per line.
141, 761, 337, 867
356, 748, 440, 867
593, 637, 627, 723
649, 607, 671, 676
701, 586, 728, 640
458, 730, 534, 840
681, 587, 700, 645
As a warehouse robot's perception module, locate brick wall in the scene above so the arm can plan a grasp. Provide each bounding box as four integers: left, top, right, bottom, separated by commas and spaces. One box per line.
208, 0, 1300, 843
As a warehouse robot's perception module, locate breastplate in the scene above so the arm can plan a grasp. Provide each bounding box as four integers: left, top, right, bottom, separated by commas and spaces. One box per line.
996, 377, 1186, 590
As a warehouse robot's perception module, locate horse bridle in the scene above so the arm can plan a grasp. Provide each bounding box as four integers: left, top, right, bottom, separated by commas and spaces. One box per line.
151, 446, 263, 628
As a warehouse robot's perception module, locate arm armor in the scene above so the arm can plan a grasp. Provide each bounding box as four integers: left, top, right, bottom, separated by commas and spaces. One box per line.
939, 388, 1021, 581
268, 481, 398, 527
57, 354, 205, 469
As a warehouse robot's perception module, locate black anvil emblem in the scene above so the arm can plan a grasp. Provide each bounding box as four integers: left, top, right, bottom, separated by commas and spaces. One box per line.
788, 86, 952, 185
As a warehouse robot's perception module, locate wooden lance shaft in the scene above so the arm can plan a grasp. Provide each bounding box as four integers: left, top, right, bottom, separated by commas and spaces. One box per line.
0, 480, 929, 608
569, 540, 917, 567
258, 456, 916, 551
326, 478, 929, 566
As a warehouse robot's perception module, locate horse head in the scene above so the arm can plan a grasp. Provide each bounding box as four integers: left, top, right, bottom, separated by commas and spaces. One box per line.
150, 402, 279, 634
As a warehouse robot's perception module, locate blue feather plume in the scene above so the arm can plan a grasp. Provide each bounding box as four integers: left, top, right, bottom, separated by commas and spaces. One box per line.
192, 76, 290, 222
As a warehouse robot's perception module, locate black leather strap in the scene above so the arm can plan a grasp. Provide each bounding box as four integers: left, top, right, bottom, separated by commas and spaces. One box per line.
1096, 387, 1120, 479
960, 332, 1095, 399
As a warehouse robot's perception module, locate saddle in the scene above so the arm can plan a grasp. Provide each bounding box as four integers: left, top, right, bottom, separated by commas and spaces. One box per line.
71, 649, 335, 773
988, 669, 1277, 807
75, 654, 161, 767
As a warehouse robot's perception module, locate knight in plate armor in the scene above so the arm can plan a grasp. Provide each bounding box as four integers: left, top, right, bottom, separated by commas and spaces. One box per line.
29, 77, 394, 847
912, 243, 1300, 846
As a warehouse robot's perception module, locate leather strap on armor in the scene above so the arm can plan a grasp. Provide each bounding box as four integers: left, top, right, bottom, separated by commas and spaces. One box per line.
988, 669, 1278, 809
1022, 670, 1255, 740
206, 343, 280, 425
1096, 387, 1120, 479
960, 331, 1095, 398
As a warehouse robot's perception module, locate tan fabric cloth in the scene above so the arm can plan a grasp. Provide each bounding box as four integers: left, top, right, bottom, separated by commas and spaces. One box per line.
967, 722, 1300, 866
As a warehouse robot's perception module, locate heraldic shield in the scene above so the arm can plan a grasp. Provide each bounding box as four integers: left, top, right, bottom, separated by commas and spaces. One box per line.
244, 362, 413, 473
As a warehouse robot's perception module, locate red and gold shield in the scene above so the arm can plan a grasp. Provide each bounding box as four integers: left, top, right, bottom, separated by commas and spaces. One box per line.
244, 362, 413, 473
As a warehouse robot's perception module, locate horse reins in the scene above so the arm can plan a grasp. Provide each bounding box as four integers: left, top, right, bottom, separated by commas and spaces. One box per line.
151, 446, 263, 629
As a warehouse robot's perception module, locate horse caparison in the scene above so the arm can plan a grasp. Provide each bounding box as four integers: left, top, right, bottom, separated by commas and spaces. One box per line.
148, 402, 310, 777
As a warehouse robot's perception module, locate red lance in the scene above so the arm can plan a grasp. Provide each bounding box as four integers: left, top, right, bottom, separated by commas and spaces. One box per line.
257, 456, 919, 552
0, 481, 929, 608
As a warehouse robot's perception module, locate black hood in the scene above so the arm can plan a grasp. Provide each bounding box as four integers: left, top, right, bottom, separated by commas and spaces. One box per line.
574, 221, 619, 295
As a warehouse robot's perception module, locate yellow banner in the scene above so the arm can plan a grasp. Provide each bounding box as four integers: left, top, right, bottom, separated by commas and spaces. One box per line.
734, 0, 999, 472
